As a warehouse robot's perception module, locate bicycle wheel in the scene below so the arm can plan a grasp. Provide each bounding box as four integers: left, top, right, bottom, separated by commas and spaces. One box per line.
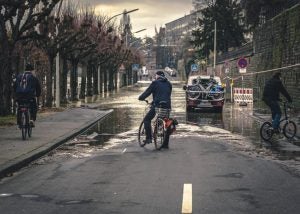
138, 121, 147, 147
21, 112, 28, 140
283, 121, 297, 139
153, 118, 165, 150
260, 121, 273, 141
27, 111, 32, 138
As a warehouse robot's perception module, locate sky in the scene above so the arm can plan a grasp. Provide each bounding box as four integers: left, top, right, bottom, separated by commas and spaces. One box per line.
78, 0, 194, 38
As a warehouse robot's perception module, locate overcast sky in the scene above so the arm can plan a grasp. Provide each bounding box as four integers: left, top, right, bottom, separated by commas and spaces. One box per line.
78, 0, 194, 37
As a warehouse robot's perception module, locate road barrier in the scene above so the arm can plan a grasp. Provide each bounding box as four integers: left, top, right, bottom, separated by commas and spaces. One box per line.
233, 88, 253, 103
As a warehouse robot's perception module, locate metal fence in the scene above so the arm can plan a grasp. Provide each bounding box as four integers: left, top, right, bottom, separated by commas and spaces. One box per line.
264, 0, 300, 20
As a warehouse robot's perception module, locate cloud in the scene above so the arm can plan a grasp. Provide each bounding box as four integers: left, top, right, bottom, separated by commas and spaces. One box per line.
72, 0, 193, 37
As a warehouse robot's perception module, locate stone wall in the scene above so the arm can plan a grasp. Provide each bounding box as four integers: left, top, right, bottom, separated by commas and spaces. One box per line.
215, 4, 300, 106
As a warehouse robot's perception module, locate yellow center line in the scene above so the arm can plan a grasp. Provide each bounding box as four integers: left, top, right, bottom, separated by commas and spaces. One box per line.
182, 183, 192, 214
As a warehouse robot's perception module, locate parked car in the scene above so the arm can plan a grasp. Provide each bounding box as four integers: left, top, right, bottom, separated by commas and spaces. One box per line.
183, 75, 225, 112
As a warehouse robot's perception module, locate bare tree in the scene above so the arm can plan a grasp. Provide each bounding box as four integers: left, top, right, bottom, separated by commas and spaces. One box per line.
0, 0, 60, 116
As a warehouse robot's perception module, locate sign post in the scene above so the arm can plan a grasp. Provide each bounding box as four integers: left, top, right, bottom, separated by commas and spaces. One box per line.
237, 57, 248, 106
191, 64, 199, 73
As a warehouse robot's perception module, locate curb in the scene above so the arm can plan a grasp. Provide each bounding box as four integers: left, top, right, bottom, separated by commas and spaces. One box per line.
0, 109, 113, 180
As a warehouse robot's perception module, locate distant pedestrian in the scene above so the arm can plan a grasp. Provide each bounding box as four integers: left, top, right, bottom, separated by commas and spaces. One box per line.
262, 72, 292, 133
14, 63, 41, 127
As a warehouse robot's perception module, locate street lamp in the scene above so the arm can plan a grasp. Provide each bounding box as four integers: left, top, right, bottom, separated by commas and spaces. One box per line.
55, 0, 63, 108
104, 8, 139, 25
133, 28, 146, 34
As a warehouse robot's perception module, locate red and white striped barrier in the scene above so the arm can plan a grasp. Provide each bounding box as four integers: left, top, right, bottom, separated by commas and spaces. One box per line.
233, 88, 253, 103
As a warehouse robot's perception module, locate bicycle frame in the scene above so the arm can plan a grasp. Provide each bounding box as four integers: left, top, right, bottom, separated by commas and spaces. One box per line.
138, 100, 171, 149
260, 100, 296, 141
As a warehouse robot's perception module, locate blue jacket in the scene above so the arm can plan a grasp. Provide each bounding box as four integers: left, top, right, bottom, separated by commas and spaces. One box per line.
138, 77, 172, 108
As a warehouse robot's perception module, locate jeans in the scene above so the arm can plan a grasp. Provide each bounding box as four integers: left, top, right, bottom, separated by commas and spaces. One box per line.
264, 99, 281, 129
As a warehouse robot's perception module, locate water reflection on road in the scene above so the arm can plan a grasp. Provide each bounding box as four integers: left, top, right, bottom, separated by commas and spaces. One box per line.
80, 81, 263, 148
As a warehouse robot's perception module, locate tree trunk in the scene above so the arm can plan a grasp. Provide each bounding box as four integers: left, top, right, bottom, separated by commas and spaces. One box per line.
46, 55, 54, 107
70, 60, 79, 101
0, 52, 13, 116
93, 65, 99, 95
60, 57, 68, 104
86, 64, 93, 97
104, 67, 108, 92
114, 71, 118, 90
80, 65, 87, 99
99, 65, 103, 94
108, 69, 114, 91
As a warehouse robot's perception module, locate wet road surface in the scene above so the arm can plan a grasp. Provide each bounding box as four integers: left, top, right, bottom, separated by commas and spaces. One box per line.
41, 78, 299, 165
1, 79, 300, 214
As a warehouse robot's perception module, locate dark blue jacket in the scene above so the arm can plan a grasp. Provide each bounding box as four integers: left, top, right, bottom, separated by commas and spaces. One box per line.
14, 71, 41, 100
262, 76, 292, 102
138, 77, 172, 108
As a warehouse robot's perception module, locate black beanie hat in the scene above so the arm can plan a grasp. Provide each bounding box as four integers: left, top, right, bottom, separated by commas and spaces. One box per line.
273, 72, 281, 78
156, 70, 165, 77
25, 63, 34, 71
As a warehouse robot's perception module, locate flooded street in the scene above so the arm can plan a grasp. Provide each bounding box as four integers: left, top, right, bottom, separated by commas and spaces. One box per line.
38, 79, 299, 170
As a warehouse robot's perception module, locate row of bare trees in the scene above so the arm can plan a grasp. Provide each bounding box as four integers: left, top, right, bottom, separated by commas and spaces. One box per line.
0, 0, 143, 116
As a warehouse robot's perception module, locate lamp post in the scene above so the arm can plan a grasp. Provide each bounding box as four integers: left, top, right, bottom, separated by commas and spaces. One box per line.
55, 0, 63, 108
104, 8, 139, 25
213, 21, 217, 76
133, 28, 146, 34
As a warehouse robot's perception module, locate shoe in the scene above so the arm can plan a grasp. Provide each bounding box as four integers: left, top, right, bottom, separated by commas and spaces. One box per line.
143, 139, 152, 144
160, 144, 169, 149
29, 120, 35, 127
272, 128, 280, 134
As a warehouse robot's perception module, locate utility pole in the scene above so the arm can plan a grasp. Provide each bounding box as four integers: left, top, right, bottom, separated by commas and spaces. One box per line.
213, 21, 217, 76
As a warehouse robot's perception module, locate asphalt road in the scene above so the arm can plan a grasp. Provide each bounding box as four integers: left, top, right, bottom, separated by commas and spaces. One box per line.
0, 129, 299, 214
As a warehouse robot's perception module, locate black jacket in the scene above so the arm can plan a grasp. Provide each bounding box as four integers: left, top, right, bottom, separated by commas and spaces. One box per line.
138, 77, 172, 108
262, 76, 292, 102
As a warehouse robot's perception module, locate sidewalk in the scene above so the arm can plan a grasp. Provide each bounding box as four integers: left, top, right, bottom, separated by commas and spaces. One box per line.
0, 107, 112, 179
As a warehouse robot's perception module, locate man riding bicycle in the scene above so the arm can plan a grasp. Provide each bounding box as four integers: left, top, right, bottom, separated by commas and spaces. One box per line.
14, 63, 41, 127
138, 71, 172, 149
262, 72, 292, 133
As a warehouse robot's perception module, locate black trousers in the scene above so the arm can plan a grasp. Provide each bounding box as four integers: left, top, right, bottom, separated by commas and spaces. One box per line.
17, 98, 38, 123
263, 99, 281, 129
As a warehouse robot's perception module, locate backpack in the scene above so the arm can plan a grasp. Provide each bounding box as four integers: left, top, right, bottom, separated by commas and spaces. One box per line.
15, 72, 35, 95
164, 118, 178, 135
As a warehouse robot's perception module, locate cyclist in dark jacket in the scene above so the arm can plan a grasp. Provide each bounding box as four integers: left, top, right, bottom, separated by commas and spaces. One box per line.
14, 63, 41, 127
262, 72, 292, 132
138, 70, 172, 148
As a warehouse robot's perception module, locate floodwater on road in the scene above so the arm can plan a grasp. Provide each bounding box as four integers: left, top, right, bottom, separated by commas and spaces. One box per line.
49, 81, 299, 162
82, 82, 261, 143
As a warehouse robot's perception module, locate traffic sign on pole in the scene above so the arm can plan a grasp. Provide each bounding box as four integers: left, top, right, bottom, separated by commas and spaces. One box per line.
237, 57, 248, 69
131, 64, 139, 71
191, 64, 199, 72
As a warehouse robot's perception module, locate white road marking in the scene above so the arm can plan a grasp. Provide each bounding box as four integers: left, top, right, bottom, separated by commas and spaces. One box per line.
182, 184, 192, 213
122, 148, 127, 153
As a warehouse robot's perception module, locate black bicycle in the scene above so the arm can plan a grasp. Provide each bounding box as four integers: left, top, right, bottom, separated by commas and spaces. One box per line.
260, 101, 297, 141
138, 100, 171, 150
17, 101, 33, 140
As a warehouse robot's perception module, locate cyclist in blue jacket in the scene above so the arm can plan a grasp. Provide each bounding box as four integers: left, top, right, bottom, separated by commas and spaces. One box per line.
138, 71, 172, 148
14, 63, 41, 127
